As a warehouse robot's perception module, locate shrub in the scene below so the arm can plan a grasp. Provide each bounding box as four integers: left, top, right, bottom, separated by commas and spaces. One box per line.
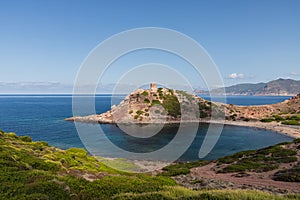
162, 95, 181, 118
151, 100, 161, 106
243, 118, 250, 122
260, 118, 274, 123
282, 120, 300, 125
294, 138, 300, 143
136, 110, 143, 115
129, 110, 133, 114
218, 144, 297, 173
286, 115, 300, 121
7, 132, 17, 138
141, 91, 148, 96
200, 111, 208, 118
161, 161, 208, 177
273, 115, 284, 122
19, 136, 32, 142
273, 166, 300, 182
144, 98, 150, 103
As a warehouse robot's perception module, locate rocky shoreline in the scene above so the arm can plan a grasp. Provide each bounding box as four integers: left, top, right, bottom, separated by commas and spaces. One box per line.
66, 115, 300, 139
66, 85, 300, 139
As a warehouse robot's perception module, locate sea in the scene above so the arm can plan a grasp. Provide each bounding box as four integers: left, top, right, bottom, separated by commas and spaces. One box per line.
0, 94, 294, 161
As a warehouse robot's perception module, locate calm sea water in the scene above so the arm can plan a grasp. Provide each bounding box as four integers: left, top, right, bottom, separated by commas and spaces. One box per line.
0, 94, 294, 161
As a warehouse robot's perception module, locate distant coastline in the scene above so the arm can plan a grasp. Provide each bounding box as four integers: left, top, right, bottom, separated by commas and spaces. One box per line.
195, 78, 300, 96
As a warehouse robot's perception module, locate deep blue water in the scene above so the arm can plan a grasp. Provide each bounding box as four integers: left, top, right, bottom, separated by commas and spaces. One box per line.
0, 95, 294, 161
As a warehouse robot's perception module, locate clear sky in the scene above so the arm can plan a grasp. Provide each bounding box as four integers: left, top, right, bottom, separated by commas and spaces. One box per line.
0, 0, 300, 93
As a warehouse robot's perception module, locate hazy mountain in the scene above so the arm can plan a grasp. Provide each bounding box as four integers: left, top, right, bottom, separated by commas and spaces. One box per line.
195, 79, 300, 96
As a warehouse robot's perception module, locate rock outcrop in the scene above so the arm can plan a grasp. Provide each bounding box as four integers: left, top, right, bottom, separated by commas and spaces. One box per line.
66, 84, 300, 125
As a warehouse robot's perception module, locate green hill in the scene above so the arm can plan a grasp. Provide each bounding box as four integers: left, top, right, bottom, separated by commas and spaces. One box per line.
196, 78, 300, 96
0, 130, 299, 199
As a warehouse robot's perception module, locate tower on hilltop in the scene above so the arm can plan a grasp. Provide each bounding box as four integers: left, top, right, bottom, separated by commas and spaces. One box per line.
150, 83, 157, 92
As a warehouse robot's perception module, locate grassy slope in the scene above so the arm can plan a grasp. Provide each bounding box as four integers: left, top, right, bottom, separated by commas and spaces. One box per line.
215, 139, 300, 180
161, 139, 300, 182
0, 130, 299, 199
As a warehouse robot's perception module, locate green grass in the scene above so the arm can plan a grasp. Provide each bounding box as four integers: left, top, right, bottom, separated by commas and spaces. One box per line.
0, 131, 178, 199
282, 120, 300, 125
217, 142, 298, 173
273, 166, 300, 182
97, 157, 141, 172
161, 160, 208, 176
1, 130, 299, 199
260, 114, 300, 125
112, 186, 300, 200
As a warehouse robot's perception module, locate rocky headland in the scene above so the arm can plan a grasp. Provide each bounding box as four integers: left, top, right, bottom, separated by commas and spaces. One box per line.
66, 83, 300, 138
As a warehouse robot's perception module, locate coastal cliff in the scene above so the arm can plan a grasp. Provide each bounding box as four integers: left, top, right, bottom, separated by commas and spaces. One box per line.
66, 84, 300, 126
66, 83, 224, 124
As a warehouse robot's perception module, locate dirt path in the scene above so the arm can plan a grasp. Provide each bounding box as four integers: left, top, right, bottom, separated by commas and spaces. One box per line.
190, 162, 300, 193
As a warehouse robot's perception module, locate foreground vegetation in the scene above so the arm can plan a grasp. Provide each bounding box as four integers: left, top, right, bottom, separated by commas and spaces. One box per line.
216, 138, 300, 182
0, 130, 299, 199
161, 160, 209, 177
260, 114, 300, 125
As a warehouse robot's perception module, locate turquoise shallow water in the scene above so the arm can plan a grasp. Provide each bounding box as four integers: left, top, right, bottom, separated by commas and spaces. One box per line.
0, 95, 294, 161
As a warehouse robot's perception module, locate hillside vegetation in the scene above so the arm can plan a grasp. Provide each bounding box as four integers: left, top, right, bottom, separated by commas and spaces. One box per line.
1, 130, 299, 199
164, 139, 300, 195
196, 78, 300, 96
67, 83, 300, 126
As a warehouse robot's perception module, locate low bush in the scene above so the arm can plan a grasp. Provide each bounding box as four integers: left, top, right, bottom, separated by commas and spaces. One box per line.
273, 166, 300, 182
161, 161, 208, 177
260, 118, 274, 122
136, 110, 143, 115
141, 91, 148, 96
19, 135, 32, 142
282, 120, 300, 125
162, 94, 181, 118
151, 100, 161, 106
218, 144, 297, 173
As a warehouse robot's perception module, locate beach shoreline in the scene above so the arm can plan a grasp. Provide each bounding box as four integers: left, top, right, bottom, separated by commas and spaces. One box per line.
67, 115, 300, 139
207, 120, 300, 139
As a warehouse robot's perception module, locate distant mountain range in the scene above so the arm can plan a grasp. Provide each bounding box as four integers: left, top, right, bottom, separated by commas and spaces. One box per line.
195, 79, 300, 96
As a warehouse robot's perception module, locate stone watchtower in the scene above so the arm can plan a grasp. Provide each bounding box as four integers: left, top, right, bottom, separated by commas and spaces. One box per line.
150, 83, 157, 92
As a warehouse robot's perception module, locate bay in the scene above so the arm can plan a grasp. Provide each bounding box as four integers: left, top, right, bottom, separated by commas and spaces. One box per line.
0, 94, 294, 161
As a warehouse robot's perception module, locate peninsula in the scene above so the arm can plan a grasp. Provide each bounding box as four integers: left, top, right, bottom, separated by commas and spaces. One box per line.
66, 83, 300, 138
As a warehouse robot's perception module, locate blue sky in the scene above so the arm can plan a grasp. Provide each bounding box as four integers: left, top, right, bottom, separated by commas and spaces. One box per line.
0, 0, 300, 93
